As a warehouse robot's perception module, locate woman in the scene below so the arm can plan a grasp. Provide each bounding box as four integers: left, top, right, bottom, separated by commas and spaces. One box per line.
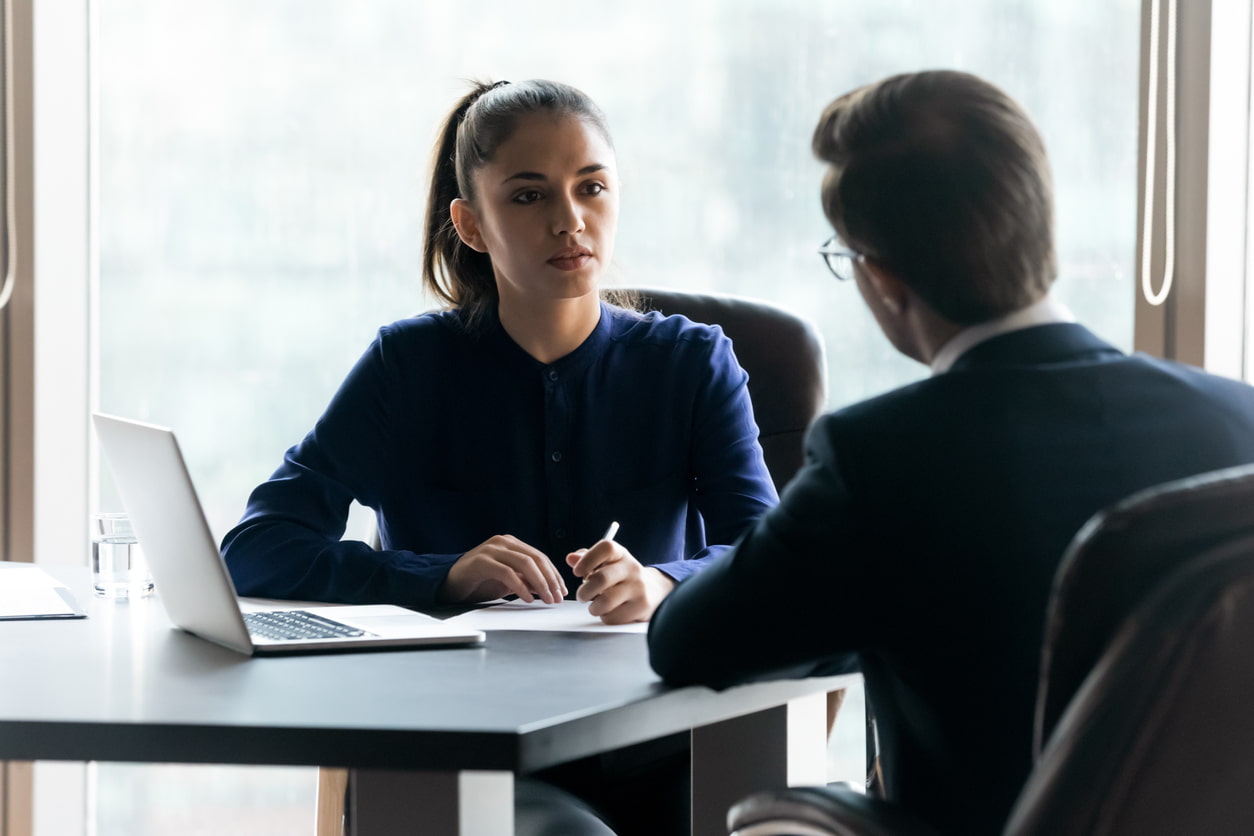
222, 79, 777, 628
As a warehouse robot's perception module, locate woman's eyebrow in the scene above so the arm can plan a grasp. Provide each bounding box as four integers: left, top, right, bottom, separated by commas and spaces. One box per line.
501, 163, 608, 186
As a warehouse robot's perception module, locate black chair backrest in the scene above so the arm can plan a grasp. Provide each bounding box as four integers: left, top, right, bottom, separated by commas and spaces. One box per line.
1035, 463, 1254, 753
1009, 534, 1254, 835
629, 288, 827, 493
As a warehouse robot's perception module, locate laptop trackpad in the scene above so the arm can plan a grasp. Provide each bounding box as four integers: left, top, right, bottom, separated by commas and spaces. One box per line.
304, 604, 446, 636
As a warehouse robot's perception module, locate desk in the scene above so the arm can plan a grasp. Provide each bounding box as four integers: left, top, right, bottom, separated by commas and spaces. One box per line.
0, 568, 852, 835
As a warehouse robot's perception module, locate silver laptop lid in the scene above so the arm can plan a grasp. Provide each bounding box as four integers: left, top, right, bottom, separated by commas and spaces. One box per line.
92, 413, 254, 654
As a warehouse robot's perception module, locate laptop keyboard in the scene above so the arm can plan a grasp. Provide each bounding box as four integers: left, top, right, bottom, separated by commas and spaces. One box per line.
244, 609, 367, 641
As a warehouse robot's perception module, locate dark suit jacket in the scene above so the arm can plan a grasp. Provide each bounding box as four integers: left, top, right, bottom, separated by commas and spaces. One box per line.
648, 322, 1254, 836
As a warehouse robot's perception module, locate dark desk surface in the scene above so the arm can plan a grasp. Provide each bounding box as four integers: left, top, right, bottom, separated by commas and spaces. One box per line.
0, 567, 848, 775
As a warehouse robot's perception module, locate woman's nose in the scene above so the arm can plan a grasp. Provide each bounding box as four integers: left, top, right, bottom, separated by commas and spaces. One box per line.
552, 195, 585, 236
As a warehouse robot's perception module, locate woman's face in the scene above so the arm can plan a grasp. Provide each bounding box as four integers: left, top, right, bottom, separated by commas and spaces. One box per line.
453, 112, 619, 310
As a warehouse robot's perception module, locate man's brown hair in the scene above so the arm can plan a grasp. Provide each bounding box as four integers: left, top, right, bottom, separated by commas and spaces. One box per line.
813, 70, 1057, 324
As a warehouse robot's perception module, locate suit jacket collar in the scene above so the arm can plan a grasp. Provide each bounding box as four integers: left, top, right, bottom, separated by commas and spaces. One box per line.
931, 297, 1076, 373
948, 322, 1124, 372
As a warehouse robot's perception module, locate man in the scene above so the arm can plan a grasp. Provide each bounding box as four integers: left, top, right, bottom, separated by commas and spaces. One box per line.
647, 70, 1254, 835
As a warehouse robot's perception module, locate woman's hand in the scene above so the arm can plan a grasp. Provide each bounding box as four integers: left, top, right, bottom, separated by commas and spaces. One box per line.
566, 540, 676, 624
440, 535, 567, 604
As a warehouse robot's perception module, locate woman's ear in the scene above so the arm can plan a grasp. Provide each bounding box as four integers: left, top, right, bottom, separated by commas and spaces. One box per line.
449, 198, 488, 253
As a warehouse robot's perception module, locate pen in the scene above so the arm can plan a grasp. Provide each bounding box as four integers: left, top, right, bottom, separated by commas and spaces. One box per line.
601, 521, 619, 543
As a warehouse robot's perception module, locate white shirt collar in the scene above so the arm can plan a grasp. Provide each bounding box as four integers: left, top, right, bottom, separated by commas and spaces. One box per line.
930, 296, 1076, 375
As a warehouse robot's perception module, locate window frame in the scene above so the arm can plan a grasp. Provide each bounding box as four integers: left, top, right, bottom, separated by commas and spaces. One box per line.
1, 0, 37, 826
1134, 0, 1251, 378
3, 0, 92, 833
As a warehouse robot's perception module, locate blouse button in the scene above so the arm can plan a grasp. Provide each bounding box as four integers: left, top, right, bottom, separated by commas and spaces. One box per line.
551, 451, 563, 463
547, 369, 559, 382
555, 528, 568, 540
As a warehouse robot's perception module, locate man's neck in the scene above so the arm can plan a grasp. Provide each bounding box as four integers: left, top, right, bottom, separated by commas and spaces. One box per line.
928, 296, 1076, 374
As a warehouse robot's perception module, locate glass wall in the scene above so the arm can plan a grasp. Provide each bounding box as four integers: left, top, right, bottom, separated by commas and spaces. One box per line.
93, 0, 1139, 830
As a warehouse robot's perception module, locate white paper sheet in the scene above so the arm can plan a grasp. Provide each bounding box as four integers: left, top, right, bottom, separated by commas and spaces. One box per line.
442, 599, 648, 634
0, 564, 85, 618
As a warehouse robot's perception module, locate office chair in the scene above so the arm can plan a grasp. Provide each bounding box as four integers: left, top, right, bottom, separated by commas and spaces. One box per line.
627, 288, 827, 495
318, 290, 828, 836
726, 462, 1254, 836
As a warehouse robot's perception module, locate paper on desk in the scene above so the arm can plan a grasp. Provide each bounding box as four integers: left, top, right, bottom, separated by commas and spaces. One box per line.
0, 564, 86, 619
442, 599, 648, 634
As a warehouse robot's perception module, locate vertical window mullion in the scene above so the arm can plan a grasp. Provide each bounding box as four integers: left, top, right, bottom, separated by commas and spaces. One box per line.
1134, 0, 1252, 377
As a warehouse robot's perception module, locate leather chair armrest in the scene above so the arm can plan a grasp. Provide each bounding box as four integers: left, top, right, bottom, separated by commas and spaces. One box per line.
728, 784, 942, 836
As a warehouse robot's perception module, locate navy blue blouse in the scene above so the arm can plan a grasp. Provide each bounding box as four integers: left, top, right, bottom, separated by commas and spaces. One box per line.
222, 302, 778, 608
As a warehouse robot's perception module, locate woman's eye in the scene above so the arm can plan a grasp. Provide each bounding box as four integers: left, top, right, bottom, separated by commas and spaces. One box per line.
583, 182, 606, 196
513, 189, 543, 204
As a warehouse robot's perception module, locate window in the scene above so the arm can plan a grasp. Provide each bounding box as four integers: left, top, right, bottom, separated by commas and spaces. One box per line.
96, 0, 1141, 524
20, 0, 1144, 832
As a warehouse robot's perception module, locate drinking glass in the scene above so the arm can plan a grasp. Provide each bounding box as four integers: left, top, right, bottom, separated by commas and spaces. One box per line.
91, 512, 154, 599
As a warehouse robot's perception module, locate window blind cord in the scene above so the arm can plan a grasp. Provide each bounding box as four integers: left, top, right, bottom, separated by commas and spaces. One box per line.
0, 0, 15, 313
1141, 0, 1178, 307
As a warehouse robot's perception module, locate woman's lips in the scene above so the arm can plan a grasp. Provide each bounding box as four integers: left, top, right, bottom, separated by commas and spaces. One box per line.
548, 254, 592, 271
548, 247, 593, 271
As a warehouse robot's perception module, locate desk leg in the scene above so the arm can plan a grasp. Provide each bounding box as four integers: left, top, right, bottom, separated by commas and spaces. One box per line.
2, 762, 34, 836
690, 692, 828, 836
349, 769, 513, 836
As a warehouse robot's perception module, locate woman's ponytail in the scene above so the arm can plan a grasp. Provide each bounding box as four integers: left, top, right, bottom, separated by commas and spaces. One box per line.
421, 81, 501, 322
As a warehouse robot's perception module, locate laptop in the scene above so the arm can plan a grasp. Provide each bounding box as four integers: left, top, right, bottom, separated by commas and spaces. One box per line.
92, 413, 485, 655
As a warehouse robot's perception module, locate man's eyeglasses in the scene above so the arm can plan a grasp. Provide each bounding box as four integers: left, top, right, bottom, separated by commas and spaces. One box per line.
818, 236, 865, 282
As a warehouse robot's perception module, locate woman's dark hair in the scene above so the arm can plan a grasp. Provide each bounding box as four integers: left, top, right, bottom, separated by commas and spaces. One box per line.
422, 79, 613, 324
812, 70, 1056, 324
